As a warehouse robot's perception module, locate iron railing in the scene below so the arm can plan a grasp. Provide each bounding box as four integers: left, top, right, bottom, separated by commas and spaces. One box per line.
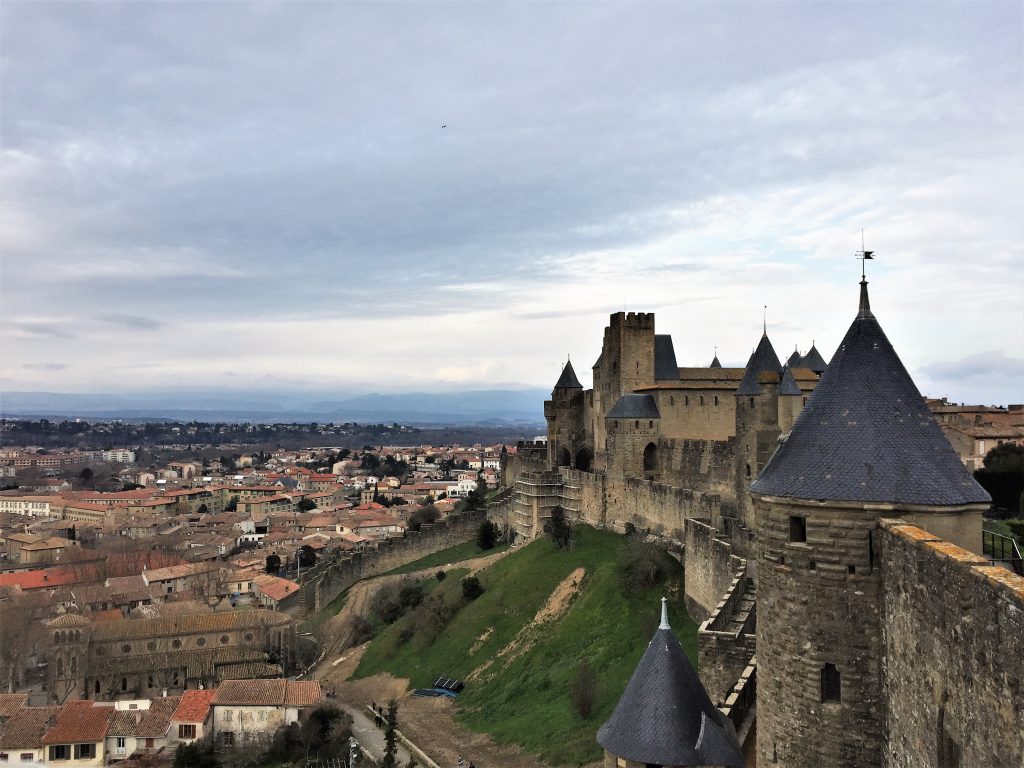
982, 529, 1023, 576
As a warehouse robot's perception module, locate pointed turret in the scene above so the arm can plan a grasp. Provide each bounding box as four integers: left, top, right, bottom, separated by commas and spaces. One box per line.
736, 333, 782, 395
752, 280, 989, 506
799, 342, 828, 375
553, 360, 582, 391
787, 347, 802, 367
710, 354, 722, 368
597, 599, 743, 767
778, 365, 802, 396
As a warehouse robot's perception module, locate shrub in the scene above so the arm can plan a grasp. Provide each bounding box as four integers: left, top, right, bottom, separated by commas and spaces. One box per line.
398, 625, 415, 644
569, 661, 598, 719
435, 570, 447, 581
348, 616, 372, 647
409, 504, 440, 532
619, 539, 667, 591
477, 520, 499, 550
461, 576, 485, 601
399, 583, 424, 609
543, 506, 572, 550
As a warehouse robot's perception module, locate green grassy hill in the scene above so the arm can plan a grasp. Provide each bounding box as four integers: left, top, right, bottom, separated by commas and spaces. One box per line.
354, 525, 697, 766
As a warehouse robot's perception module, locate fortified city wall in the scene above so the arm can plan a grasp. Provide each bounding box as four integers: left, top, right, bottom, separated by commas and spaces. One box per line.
879, 520, 1024, 768
297, 509, 486, 614
684, 517, 746, 621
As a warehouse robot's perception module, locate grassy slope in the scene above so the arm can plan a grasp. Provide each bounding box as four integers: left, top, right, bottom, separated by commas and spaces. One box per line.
354, 526, 696, 766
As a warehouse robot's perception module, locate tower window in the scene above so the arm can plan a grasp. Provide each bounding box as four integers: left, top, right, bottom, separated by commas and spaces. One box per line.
821, 664, 841, 703
809, 561, 816, 571
670, 396, 674, 405
699, 396, 704, 406
745, 463, 751, 478
789, 515, 807, 542
848, 565, 856, 575
750, 397, 755, 407
685, 395, 689, 405
714, 395, 719, 405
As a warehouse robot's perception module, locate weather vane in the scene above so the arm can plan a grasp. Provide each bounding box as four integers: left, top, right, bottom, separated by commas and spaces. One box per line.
856, 228, 875, 280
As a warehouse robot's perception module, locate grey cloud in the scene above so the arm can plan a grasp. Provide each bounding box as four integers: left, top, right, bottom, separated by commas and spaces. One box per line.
920, 351, 1024, 382
20, 363, 69, 371
97, 313, 162, 330
6, 321, 76, 339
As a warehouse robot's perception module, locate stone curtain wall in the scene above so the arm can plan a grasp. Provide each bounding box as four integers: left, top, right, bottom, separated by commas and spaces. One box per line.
879, 520, 1024, 768
559, 468, 607, 528
684, 517, 746, 621
661, 438, 737, 512
501, 451, 547, 489
298, 510, 486, 615
604, 476, 718, 538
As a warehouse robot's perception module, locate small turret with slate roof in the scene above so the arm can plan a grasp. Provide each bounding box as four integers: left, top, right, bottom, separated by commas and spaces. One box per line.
553, 359, 583, 392
710, 350, 723, 368
597, 598, 744, 768
787, 346, 802, 367
733, 326, 784, 530
750, 276, 991, 768
544, 358, 586, 470
798, 342, 828, 375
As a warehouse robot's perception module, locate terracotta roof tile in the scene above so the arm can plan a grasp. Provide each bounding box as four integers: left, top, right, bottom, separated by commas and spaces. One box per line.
42, 701, 113, 744
0, 706, 59, 750
171, 689, 216, 724
0, 693, 28, 719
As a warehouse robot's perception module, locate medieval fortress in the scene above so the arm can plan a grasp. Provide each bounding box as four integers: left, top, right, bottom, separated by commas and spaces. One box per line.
497, 278, 1024, 767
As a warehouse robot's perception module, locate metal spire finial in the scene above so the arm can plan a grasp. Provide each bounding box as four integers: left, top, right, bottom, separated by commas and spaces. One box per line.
763, 305, 767, 336
659, 597, 670, 630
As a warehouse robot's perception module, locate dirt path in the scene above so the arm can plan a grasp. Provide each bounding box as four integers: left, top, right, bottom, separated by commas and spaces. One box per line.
316, 547, 514, 674
312, 547, 601, 768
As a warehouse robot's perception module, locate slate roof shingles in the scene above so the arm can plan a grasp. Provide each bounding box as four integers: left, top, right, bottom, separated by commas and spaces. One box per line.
751, 282, 991, 506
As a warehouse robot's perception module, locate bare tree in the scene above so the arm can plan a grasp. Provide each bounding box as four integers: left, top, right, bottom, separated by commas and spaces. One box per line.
0, 595, 47, 692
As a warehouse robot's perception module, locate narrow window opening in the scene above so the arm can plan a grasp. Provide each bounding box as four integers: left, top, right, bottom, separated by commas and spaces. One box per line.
821, 663, 841, 703
745, 463, 751, 478
699, 395, 704, 406
809, 561, 816, 571
779, 555, 786, 566
749, 397, 755, 407
714, 395, 719, 406
848, 564, 856, 575
121, 677, 127, 692
868, 531, 875, 571
684, 396, 689, 406
789, 515, 807, 543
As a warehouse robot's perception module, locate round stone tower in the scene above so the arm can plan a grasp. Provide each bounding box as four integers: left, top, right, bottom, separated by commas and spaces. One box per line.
749, 278, 990, 767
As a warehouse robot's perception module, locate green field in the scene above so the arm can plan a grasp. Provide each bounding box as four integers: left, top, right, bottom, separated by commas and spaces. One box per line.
383, 539, 510, 576
354, 525, 696, 766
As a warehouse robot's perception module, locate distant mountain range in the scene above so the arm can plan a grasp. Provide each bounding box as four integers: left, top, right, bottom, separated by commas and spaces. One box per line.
0, 388, 549, 426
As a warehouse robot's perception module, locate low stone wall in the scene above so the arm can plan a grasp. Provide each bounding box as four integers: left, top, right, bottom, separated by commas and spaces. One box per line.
697, 569, 756, 704
298, 510, 486, 616
879, 520, 1024, 768
684, 517, 746, 621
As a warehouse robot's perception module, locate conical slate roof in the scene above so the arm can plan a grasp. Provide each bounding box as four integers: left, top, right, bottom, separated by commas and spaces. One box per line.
736, 333, 782, 395
710, 354, 722, 368
553, 360, 582, 390
779, 365, 802, 396
800, 343, 828, 374
654, 335, 680, 381
597, 600, 743, 767
751, 281, 991, 506
607, 394, 660, 419
787, 348, 803, 367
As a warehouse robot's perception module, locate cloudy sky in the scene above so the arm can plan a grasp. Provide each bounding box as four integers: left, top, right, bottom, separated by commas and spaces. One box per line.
2, 1, 1022, 406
